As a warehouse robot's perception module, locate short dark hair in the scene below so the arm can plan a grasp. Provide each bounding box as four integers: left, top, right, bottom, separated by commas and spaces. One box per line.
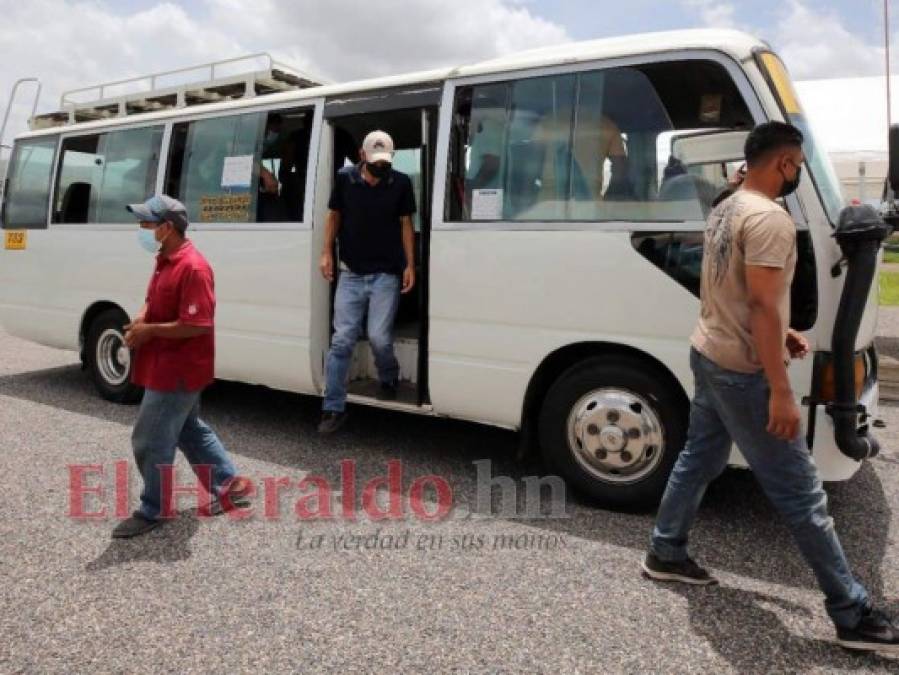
165, 219, 187, 236
744, 122, 804, 167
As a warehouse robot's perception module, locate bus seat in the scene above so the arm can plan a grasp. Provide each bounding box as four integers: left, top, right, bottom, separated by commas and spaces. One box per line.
657, 174, 718, 217
60, 182, 92, 223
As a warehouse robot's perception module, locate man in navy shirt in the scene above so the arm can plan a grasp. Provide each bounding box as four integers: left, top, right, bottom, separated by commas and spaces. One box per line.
318, 130, 416, 433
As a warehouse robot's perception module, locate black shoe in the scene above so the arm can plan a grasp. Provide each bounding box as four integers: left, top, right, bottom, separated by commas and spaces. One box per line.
376, 380, 398, 401
207, 493, 252, 516
318, 411, 347, 434
641, 552, 718, 586
836, 607, 899, 653
207, 476, 253, 516
111, 511, 162, 539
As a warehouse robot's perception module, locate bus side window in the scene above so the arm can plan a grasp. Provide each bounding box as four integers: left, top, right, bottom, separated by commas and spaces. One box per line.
53, 126, 163, 224
257, 108, 312, 223
446, 60, 753, 224
54, 135, 100, 224
2, 136, 58, 229
446, 69, 668, 223
92, 126, 162, 223
165, 107, 311, 226
165, 112, 265, 225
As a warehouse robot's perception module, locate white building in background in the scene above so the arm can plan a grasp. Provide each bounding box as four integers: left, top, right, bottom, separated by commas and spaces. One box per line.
797, 76, 896, 205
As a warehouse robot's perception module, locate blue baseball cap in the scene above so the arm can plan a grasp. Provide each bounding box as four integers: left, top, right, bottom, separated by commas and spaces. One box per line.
126, 194, 189, 232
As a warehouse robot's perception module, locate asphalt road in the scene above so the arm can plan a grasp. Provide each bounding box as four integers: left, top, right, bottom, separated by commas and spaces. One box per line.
2, 329, 899, 673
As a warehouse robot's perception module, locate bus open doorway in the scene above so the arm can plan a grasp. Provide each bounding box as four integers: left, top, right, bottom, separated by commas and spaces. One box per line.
323, 103, 438, 410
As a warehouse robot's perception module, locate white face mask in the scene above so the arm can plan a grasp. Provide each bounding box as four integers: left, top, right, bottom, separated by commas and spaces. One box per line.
138, 227, 159, 254
138, 224, 171, 254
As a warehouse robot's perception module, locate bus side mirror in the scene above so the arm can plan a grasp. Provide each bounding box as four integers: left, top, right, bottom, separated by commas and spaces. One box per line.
889, 124, 899, 194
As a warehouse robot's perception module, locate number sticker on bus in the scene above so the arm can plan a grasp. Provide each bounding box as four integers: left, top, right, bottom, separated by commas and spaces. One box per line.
4, 231, 27, 250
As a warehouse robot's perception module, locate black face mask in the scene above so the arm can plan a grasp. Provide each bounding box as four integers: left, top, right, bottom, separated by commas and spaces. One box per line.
367, 162, 391, 179
779, 165, 802, 198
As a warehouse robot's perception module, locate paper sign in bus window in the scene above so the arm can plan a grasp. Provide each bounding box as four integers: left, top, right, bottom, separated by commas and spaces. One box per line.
221, 155, 254, 188
471, 189, 503, 220
200, 194, 252, 222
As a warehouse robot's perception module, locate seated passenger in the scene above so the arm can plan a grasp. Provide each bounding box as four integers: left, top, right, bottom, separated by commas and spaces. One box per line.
658, 156, 720, 217
534, 110, 632, 209
577, 114, 630, 200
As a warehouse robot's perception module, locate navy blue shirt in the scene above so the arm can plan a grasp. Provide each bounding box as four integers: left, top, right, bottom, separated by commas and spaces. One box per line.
328, 164, 416, 275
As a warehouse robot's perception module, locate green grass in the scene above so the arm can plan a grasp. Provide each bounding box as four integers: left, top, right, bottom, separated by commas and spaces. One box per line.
884, 249, 899, 264
880, 270, 899, 306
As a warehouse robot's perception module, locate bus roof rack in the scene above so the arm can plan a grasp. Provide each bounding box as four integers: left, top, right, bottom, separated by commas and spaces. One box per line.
30, 53, 328, 130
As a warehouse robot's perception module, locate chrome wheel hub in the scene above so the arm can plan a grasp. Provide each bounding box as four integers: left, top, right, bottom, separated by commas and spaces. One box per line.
96, 328, 130, 386
567, 388, 665, 484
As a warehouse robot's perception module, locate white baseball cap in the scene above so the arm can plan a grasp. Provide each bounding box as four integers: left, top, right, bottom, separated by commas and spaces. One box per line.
362, 130, 395, 163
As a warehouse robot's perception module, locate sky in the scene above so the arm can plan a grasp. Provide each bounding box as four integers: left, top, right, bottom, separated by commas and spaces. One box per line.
0, 0, 896, 144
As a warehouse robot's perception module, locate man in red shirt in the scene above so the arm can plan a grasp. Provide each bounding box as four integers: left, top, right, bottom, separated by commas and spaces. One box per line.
112, 195, 248, 538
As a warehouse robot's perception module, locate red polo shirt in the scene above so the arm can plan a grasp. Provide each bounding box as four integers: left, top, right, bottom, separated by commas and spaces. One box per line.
132, 240, 216, 392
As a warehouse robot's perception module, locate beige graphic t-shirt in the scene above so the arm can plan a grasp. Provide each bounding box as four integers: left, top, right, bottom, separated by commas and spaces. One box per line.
690, 189, 797, 373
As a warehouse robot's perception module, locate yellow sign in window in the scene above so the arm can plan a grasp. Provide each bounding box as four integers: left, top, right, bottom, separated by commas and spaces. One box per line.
4, 231, 27, 250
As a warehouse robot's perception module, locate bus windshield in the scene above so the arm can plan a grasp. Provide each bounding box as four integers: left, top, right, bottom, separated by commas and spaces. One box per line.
758, 52, 845, 225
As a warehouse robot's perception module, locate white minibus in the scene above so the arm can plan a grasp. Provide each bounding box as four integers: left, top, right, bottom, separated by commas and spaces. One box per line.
0, 30, 887, 507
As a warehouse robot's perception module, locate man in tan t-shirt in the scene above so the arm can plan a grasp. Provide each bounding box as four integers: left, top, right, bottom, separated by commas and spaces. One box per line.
692, 188, 797, 373
642, 122, 899, 652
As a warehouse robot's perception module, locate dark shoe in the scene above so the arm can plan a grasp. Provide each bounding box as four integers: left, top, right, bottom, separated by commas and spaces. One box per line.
207, 476, 253, 516
111, 511, 162, 539
641, 552, 718, 586
836, 607, 899, 653
376, 381, 398, 401
318, 411, 347, 434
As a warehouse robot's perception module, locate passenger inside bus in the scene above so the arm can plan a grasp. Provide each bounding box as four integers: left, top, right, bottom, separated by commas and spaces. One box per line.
657, 155, 720, 214
533, 109, 632, 205
258, 111, 310, 222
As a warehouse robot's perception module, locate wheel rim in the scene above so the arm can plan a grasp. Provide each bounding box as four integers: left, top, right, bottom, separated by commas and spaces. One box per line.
95, 328, 130, 387
566, 388, 665, 484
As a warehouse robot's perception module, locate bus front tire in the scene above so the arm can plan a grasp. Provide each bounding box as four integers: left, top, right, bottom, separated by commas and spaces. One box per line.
85, 309, 143, 405
537, 356, 687, 510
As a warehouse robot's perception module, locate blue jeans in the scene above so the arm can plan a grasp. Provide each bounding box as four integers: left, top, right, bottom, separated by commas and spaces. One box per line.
132, 388, 238, 520
651, 348, 870, 629
323, 270, 401, 413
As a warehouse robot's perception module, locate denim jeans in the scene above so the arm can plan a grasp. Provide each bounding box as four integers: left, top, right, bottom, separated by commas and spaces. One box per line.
323, 270, 401, 412
650, 348, 870, 629
132, 388, 238, 520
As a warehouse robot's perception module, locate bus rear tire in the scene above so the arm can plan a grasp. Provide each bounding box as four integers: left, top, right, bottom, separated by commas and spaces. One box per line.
85, 309, 143, 405
537, 356, 686, 510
